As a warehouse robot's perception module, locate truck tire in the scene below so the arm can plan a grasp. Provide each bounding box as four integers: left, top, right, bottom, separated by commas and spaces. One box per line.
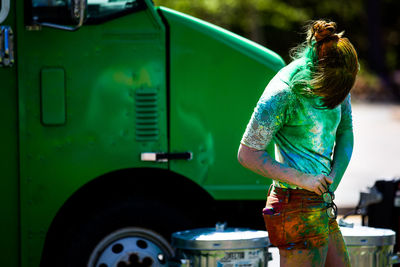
45, 198, 198, 267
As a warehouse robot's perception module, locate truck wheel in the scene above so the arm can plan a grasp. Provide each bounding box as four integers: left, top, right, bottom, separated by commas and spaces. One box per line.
87, 227, 173, 267
47, 198, 199, 267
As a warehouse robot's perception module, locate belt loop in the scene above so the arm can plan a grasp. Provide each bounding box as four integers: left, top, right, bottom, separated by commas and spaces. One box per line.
285, 189, 290, 203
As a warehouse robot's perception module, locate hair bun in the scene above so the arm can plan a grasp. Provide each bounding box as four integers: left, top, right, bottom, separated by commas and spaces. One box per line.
313, 21, 337, 42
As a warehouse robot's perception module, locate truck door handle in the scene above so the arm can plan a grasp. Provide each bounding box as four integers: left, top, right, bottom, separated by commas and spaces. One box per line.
141, 152, 193, 162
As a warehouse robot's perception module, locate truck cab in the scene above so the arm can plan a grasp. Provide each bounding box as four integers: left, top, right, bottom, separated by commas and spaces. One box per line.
0, 0, 285, 266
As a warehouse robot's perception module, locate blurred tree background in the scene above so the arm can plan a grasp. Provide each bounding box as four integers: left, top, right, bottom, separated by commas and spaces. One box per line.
153, 0, 400, 102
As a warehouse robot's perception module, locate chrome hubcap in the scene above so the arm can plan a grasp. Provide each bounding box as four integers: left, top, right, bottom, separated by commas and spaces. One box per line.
88, 228, 173, 267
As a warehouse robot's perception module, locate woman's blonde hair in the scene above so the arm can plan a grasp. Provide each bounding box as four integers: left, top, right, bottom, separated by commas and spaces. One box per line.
290, 20, 359, 109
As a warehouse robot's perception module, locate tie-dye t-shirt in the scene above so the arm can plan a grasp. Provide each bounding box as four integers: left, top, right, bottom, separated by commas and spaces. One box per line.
241, 59, 353, 189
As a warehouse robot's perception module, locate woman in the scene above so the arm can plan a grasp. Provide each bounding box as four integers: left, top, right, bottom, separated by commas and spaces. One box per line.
238, 20, 358, 267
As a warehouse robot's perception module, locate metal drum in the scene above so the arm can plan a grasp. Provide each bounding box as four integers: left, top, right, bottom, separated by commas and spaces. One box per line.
341, 225, 397, 267
171, 225, 270, 267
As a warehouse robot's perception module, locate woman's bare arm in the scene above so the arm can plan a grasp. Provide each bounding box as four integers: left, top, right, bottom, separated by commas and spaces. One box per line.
237, 144, 332, 195
329, 129, 354, 192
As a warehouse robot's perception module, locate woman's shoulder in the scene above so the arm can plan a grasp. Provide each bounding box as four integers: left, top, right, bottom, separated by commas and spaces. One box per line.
262, 72, 297, 104
258, 59, 305, 107
267, 60, 304, 99
276, 58, 305, 83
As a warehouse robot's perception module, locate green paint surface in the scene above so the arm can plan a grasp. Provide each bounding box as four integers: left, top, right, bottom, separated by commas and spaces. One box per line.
41, 68, 66, 125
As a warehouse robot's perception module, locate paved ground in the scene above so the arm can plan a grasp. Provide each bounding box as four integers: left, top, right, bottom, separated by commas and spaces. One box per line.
335, 102, 400, 208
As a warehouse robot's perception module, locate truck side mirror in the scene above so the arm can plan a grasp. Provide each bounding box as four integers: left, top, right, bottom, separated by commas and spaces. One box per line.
31, 0, 87, 31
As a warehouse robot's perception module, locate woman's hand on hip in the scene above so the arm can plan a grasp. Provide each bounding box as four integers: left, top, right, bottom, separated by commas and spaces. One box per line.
301, 174, 333, 195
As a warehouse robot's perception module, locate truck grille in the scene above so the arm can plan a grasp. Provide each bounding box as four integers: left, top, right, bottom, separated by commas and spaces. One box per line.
135, 88, 159, 141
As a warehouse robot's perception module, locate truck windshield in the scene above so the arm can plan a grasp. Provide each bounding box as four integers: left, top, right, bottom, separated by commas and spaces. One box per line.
30, 0, 146, 24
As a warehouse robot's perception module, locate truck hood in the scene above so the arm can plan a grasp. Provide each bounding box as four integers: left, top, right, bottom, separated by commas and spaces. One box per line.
158, 6, 285, 72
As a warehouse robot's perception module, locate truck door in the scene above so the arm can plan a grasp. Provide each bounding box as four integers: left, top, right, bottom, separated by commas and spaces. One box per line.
18, 1, 167, 266
0, 0, 19, 266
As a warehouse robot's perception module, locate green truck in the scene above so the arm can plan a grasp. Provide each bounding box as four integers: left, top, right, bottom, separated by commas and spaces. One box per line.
1, 0, 285, 266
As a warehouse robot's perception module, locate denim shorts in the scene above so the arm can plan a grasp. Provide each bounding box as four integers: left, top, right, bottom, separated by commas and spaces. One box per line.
262, 185, 340, 250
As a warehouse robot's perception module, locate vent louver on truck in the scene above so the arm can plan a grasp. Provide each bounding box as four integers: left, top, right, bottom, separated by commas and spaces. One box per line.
135, 88, 159, 141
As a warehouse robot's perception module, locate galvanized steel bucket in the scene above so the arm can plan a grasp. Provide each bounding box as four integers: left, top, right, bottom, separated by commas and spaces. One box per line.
341, 225, 400, 267
171, 224, 270, 267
